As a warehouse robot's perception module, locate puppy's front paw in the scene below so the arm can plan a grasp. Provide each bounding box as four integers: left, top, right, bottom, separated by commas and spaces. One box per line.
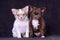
17, 36, 21, 38
25, 34, 29, 38
41, 36, 45, 38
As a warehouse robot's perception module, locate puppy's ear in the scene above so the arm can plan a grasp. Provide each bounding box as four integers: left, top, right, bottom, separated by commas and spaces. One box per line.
29, 5, 33, 12
22, 6, 29, 14
41, 7, 46, 13
29, 5, 36, 12
11, 8, 18, 16
40, 7, 46, 16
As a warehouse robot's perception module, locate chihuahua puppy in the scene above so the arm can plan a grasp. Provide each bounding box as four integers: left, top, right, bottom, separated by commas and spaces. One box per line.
29, 5, 46, 38
11, 6, 29, 38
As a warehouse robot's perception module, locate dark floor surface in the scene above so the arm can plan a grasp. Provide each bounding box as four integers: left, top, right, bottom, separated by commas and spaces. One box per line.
0, 35, 60, 40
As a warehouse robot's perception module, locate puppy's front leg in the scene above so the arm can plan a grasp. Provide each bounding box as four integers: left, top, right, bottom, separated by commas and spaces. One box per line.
25, 31, 29, 38
17, 32, 21, 38
25, 26, 29, 38
40, 18, 46, 38
29, 20, 33, 37
16, 28, 21, 38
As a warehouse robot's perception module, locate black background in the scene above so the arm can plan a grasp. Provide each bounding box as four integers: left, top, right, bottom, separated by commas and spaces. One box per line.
0, 0, 60, 37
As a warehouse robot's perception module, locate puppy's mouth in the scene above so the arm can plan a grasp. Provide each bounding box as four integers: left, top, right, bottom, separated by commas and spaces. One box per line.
33, 16, 40, 19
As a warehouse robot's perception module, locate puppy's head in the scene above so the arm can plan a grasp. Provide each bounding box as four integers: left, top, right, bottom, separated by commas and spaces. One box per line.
29, 5, 46, 19
11, 6, 29, 20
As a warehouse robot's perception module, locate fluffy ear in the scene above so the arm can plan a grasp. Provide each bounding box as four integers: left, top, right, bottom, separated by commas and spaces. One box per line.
22, 6, 29, 14
11, 8, 18, 16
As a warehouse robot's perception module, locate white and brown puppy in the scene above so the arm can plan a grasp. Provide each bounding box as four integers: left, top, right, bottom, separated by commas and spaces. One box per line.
11, 6, 29, 38
29, 5, 46, 38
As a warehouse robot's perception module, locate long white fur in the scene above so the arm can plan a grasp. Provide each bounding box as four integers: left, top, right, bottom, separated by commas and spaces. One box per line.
11, 6, 29, 38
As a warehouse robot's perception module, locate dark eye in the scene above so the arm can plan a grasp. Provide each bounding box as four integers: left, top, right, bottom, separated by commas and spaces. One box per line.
23, 14, 25, 16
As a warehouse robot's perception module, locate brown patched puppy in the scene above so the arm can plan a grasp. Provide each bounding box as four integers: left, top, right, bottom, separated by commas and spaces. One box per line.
29, 5, 46, 38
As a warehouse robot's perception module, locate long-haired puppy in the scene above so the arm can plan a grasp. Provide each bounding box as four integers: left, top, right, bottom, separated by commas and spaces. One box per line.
29, 5, 46, 38
11, 6, 29, 38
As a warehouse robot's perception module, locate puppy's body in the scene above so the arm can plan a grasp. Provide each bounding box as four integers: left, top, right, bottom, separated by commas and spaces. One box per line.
30, 18, 46, 38
11, 6, 29, 38
12, 16, 29, 38
29, 5, 46, 38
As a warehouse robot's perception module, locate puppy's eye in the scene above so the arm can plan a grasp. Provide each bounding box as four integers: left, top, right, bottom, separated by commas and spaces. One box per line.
23, 14, 25, 16
17, 15, 20, 16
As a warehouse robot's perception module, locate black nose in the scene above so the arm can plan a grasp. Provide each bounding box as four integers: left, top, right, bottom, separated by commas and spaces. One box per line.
35, 13, 38, 15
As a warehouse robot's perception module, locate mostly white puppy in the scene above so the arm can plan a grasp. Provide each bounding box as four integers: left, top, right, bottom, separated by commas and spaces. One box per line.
11, 6, 29, 38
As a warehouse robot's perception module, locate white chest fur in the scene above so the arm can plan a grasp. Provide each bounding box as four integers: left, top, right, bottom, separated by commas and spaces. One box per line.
32, 19, 39, 29
13, 18, 29, 33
